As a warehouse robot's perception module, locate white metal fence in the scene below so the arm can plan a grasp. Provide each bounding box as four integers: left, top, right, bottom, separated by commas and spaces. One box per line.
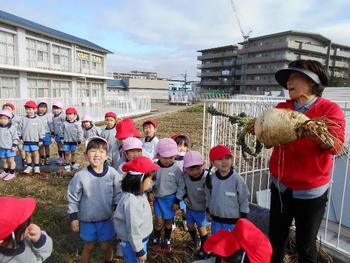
0, 95, 151, 121
201, 97, 350, 258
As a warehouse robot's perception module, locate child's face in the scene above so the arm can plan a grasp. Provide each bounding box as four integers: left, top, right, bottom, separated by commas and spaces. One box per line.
159, 156, 176, 166
140, 174, 154, 192
82, 121, 92, 129
105, 117, 116, 128
143, 124, 155, 137
126, 149, 142, 161
37, 105, 47, 114
85, 146, 108, 168
52, 107, 61, 115
186, 165, 203, 178
212, 156, 233, 174
0, 116, 10, 126
2, 106, 13, 112
66, 113, 76, 121
177, 142, 188, 155
25, 107, 35, 116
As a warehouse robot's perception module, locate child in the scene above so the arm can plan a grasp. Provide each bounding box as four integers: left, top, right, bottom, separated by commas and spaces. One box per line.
205, 145, 250, 234
0, 110, 19, 181
114, 156, 159, 263
60, 107, 83, 172
200, 219, 272, 263
183, 151, 209, 257
67, 137, 123, 263
36, 100, 53, 166
100, 112, 118, 164
82, 114, 101, 140
172, 132, 191, 171
52, 101, 65, 164
112, 118, 141, 169
114, 137, 143, 173
3, 103, 26, 168
0, 196, 53, 262
142, 119, 159, 159
19, 100, 45, 174
149, 138, 185, 252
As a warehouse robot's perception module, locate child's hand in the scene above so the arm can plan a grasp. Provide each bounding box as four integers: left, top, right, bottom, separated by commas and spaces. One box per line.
27, 223, 42, 243
38, 141, 43, 147
11, 146, 17, 152
206, 213, 212, 222
184, 197, 191, 206
173, 203, 179, 212
61, 140, 64, 144
148, 193, 154, 204
71, 220, 80, 232
137, 255, 147, 262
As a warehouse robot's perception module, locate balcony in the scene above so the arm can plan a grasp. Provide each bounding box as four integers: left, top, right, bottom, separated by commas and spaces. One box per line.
198, 50, 237, 60
200, 80, 221, 86
244, 68, 274, 75
244, 79, 278, 85
336, 50, 350, 58
334, 61, 350, 68
198, 62, 225, 69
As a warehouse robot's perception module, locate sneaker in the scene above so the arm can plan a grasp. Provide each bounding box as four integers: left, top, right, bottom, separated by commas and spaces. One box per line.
23, 166, 33, 174
0, 171, 7, 179
151, 238, 162, 252
3, 173, 15, 181
34, 166, 40, 174
163, 240, 172, 253
45, 158, 50, 165
64, 165, 71, 172
71, 163, 80, 170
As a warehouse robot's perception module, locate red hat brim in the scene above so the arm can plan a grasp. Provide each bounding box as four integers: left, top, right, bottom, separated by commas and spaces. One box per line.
122, 156, 160, 173
204, 230, 241, 257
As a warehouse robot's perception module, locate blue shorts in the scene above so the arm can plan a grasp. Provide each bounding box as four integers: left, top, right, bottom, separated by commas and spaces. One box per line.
121, 238, 148, 263
80, 220, 115, 242
23, 143, 39, 152
0, 148, 16, 158
186, 208, 208, 228
42, 133, 52, 146
55, 135, 63, 144
62, 143, 77, 152
154, 194, 176, 220
211, 220, 236, 234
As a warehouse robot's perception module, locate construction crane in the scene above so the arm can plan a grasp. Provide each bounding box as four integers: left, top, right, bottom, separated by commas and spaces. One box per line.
229, 0, 252, 41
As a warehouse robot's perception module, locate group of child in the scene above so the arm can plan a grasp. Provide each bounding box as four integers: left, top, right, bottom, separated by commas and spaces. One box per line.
0, 101, 266, 263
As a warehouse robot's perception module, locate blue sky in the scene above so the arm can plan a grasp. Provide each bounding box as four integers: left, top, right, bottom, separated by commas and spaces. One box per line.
1, 0, 350, 80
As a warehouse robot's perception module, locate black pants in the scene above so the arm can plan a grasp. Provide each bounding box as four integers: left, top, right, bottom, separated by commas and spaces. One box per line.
269, 184, 328, 263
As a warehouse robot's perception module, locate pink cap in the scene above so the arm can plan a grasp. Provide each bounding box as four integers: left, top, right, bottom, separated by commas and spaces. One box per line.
123, 137, 142, 151
0, 110, 12, 119
37, 100, 48, 107
183, 151, 204, 168
155, 138, 179, 158
52, 101, 63, 109
82, 114, 92, 122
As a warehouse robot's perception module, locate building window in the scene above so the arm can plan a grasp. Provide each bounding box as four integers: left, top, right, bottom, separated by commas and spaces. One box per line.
0, 31, 15, 65
26, 38, 49, 68
91, 83, 102, 98
76, 51, 90, 74
0, 76, 18, 98
52, 45, 70, 71
52, 80, 71, 97
77, 81, 90, 97
91, 55, 103, 75
28, 79, 50, 98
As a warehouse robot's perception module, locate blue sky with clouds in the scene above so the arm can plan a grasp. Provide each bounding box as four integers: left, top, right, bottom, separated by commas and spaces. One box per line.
1, 0, 350, 79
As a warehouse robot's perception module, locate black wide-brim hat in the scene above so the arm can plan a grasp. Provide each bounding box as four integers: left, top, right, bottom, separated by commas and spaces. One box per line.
275, 67, 321, 89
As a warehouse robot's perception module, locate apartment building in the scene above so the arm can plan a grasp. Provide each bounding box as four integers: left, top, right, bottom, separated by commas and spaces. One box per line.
197, 45, 239, 93
197, 31, 350, 94
0, 10, 112, 102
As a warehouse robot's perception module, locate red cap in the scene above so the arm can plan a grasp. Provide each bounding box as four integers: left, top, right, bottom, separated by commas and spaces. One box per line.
24, 100, 37, 109
122, 156, 160, 174
3, 102, 15, 111
209, 145, 232, 161
171, 132, 190, 141
116, 118, 141, 140
204, 230, 241, 257
142, 119, 158, 128
0, 197, 36, 240
232, 219, 272, 263
66, 107, 77, 114
105, 112, 117, 119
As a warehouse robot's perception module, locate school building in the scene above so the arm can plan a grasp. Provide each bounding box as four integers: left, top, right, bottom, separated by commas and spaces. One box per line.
0, 10, 112, 103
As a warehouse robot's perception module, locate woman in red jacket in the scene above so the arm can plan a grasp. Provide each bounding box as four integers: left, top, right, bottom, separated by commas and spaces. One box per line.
269, 59, 345, 263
